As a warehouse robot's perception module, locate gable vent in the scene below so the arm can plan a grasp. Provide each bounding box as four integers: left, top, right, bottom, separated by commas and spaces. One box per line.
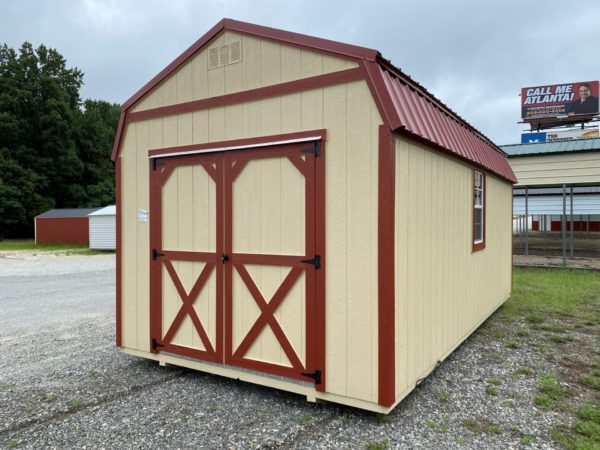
230, 41, 241, 63
208, 47, 219, 69
208, 41, 242, 69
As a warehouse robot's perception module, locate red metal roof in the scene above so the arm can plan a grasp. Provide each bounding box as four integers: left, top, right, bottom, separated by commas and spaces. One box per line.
112, 19, 517, 183
364, 60, 516, 183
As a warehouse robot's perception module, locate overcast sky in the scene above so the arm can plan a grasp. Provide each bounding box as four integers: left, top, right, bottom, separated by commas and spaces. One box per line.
2, 0, 599, 145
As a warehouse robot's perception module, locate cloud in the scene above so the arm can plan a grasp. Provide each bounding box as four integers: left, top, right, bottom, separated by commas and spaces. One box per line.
2, 0, 599, 144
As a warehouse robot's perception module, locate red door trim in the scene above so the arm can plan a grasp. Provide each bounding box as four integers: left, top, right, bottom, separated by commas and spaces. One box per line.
148, 133, 326, 390
378, 125, 396, 406
149, 153, 224, 363
222, 141, 325, 387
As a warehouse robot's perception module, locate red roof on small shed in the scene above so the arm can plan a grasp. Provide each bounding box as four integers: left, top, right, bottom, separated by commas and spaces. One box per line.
112, 19, 516, 183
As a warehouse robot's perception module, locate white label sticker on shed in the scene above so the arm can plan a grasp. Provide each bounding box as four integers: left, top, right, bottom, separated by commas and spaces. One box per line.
138, 209, 148, 223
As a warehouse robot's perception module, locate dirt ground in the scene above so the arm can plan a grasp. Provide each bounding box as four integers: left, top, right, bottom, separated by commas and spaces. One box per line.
513, 254, 600, 270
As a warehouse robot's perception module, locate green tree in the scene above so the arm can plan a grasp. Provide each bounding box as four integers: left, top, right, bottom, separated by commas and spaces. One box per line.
75, 99, 120, 207
0, 42, 119, 238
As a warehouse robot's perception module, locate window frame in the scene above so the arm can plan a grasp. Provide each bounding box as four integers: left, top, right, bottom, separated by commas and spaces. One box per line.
472, 170, 486, 252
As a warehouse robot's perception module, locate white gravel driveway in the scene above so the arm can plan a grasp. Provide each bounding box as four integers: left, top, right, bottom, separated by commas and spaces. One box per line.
0, 253, 572, 449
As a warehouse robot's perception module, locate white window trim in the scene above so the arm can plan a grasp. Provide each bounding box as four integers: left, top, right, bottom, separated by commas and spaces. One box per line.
474, 171, 484, 245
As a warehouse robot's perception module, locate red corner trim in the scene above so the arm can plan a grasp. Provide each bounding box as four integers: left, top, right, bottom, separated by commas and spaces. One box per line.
361, 60, 401, 130
115, 157, 122, 347
378, 125, 395, 406
111, 110, 127, 161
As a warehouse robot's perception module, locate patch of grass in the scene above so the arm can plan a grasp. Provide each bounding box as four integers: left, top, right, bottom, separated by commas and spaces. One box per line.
372, 413, 392, 425
297, 414, 311, 425
366, 439, 388, 450
505, 268, 600, 321
535, 373, 566, 411
501, 400, 515, 408
520, 435, 535, 445
515, 366, 534, 376
516, 328, 531, 337
462, 418, 502, 434
582, 374, 600, 391
538, 324, 568, 333
432, 388, 450, 404
44, 393, 58, 403
426, 419, 436, 429
506, 341, 520, 349
67, 399, 85, 409
5, 438, 21, 448
0, 382, 11, 390
548, 334, 574, 344
486, 386, 498, 396
527, 313, 544, 324
0, 240, 110, 255
488, 378, 502, 386
575, 420, 600, 440
578, 403, 600, 423
482, 351, 505, 363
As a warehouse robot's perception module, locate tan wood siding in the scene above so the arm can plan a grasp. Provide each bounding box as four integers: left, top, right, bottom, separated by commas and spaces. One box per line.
119, 77, 382, 402
130, 31, 358, 113
394, 136, 512, 399
509, 152, 600, 186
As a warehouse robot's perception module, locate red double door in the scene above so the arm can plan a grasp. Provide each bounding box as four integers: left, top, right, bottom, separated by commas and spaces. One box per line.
149, 141, 324, 388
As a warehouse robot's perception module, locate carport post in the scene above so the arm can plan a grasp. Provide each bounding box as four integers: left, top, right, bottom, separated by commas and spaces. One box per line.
562, 184, 567, 267
570, 186, 574, 257
543, 214, 548, 251
525, 188, 529, 256
587, 215, 590, 237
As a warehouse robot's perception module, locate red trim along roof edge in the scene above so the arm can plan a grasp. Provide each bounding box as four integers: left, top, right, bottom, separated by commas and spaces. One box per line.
121, 18, 379, 112
111, 18, 517, 185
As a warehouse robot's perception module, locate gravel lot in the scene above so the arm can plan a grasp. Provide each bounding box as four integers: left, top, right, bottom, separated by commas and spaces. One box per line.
0, 252, 591, 449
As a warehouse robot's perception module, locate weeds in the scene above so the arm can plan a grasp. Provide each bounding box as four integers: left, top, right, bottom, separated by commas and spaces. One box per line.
432, 388, 450, 404
366, 439, 388, 450
535, 374, 565, 411
515, 367, 534, 376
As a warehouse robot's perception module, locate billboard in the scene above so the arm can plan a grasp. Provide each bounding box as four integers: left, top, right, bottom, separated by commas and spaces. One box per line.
521, 81, 599, 120
521, 129, 599, 143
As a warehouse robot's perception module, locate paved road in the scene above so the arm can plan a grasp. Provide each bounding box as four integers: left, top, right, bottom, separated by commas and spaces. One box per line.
0, 253, 567, 449
0, 255, 114, 335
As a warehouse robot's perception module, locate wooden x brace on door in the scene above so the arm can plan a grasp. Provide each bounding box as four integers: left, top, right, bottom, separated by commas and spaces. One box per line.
232, 264, 305, 371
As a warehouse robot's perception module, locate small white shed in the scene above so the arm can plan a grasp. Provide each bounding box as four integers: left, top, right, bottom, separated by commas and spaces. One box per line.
88, 206, 116, 250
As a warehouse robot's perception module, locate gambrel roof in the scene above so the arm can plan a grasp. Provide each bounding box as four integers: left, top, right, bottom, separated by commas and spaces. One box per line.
112, 19, 516, 183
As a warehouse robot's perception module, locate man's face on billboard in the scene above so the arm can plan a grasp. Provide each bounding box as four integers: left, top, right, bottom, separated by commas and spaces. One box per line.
579, 85, 591, 99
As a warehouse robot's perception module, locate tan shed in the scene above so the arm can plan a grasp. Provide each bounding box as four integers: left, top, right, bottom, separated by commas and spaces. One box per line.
112, 19, 517, 413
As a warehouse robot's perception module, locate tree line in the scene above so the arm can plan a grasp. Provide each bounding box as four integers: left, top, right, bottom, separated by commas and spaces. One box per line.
0, 42, 120, 239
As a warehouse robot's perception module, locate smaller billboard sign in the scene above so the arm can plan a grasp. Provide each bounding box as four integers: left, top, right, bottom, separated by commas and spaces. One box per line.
521, 132, 547, 143
521, 129, 599, 143
521, 81, 599, 120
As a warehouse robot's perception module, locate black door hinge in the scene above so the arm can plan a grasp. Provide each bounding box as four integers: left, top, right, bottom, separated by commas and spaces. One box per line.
301, 369, 321, 385
221, 254, 229, 264
151, 338, 164, 351
152, 249, 165, 260
300, 255, 321, 269
300, 142, 320, 157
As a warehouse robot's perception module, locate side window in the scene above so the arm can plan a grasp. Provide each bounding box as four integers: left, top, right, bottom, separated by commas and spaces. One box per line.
473, 171, 485, 251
